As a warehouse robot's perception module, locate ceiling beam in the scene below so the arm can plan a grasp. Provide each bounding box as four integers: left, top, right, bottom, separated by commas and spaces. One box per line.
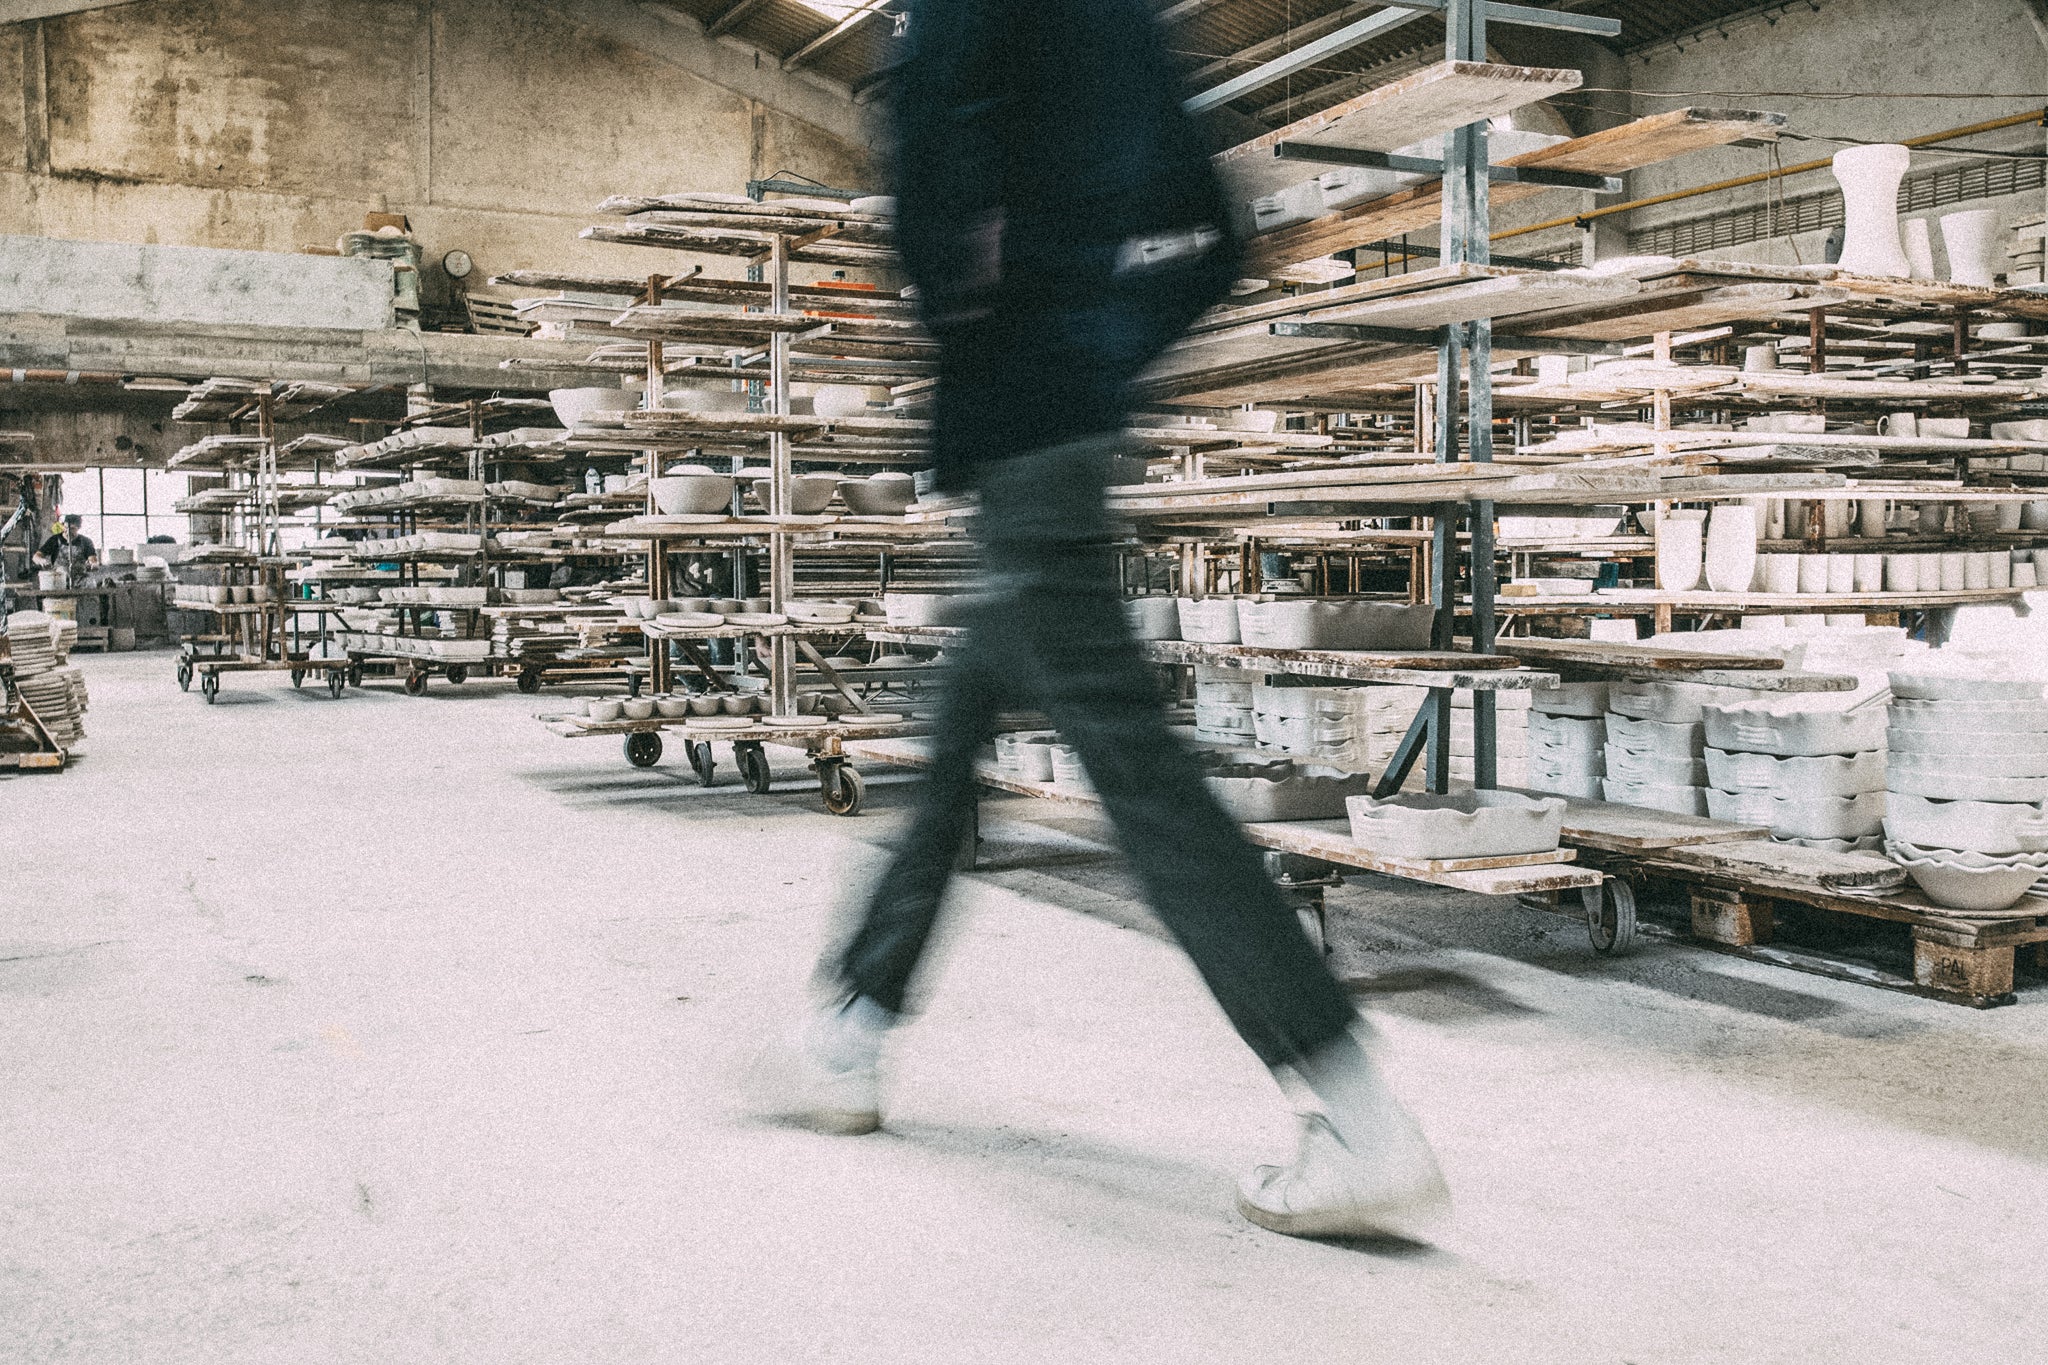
0, 1, 144, 22
784, 0, 892, 71
1186, 1, 1391, 86
1155, 0, 1230, 23
704, 0, 770, 39
1185, 6, 1432, 114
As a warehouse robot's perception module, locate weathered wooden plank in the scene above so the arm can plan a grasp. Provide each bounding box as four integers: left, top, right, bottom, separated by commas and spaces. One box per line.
1662, 839, 1906, 891
1214, 60, 1584, 197
1247, 108, 1790, 274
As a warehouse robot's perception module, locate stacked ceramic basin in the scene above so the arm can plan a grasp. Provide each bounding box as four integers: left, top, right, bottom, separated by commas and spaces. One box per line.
1701, 697, 1888, 850
1234, 598, 1434, 651
1196, 754, 1376, 822
1250, 681, 1367, 769
1526, 682, 1607, 799
5, 611, 85, 748
1882, 666, 2048, 911
1600, 682, 1750, 816
1192, 665, 1255, 745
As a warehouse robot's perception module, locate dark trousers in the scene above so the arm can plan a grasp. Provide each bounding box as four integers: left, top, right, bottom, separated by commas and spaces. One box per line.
834, 436, 1358, 1067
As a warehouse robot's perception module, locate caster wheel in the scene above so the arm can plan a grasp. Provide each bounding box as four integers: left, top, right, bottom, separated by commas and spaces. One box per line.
176, 660, 193, 692
201, 672, 220, 704
403, 671, 427, 697
517, 667, 541, 695
1581, 878, 1638, 956
737, 743, 772, 795
290, 669, 304, 689
625, 731, 664, 768
686, 740, 717, 787
446, 665, 468, 686
327, 671, 346, 699
348, 662, 363, 688
819, 763, 865, 816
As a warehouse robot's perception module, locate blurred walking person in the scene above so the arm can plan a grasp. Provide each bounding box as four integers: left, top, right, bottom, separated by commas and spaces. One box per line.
767, 0, 1447, 1239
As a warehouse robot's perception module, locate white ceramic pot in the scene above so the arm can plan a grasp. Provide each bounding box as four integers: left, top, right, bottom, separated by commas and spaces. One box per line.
1703, 504, 1758, 593
588, 699, 623, 723
1857, 498, 1889, 536
1825, 555, 1855, 594
1763, 554, 1800, 594
1798, 553, 1828, 594
1529, 681, 1609, 718
1176, 597, 1241, 644
649, 474, 735, 516
1894, 852, 2041, 912
1852, 553, 1883, 592
1125, 597, 1182, 640
1939, 551, 1968, 591
1991, 553, 2013, 588
812, 384, 868, 419
1939, 208, 2002, 287
1743, 344, 1779, 372
1902, 217, 1936, 279
1965, 551, 1994, 590
1655, 515, 1704, 592
2022, 501, 2048, 531
1832, 144, 1912, 277
2018, 562, 2040, 588
1884, 553, 1919, 593
1920, 416, 1971, 440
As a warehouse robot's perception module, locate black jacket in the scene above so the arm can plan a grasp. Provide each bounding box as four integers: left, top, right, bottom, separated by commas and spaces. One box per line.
888, 0, 1241, 488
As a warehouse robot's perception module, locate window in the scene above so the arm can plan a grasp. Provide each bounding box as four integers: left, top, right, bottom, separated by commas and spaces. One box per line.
58, 468, 186, 551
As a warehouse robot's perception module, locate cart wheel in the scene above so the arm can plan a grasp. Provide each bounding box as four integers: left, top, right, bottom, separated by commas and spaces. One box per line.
446, 665, 468, 686
327, 671, 346, 699
819, 762, 865, 817
176, 659, 193, 691
348, 661, 363, 688
404, 670, 427, 697
1581, 878, 1638, 956
201, 671, 219, 703
686, 740, 717, 787
290, 669, 304, 689
180, 642, 197, 664
737, 742, 772, 795
517, 667, 541, 695
625, 731, 664, 768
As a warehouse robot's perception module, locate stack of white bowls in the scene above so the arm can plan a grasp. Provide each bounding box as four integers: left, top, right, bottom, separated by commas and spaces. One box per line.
1600, 681, 1747, 816
1527, 682, 1607, 799
1701, 696, 1887, 849
1883, 664, 2048, 910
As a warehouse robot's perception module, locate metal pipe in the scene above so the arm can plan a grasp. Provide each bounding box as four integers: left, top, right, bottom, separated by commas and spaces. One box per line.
1494, 108, 2048, 242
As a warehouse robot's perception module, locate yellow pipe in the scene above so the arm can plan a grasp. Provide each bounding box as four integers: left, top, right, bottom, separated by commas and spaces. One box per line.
1493, 108, 2048, 243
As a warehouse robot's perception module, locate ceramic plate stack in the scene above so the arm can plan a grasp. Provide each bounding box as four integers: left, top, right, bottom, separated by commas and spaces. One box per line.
1882, 663, 2048, 911
5, 610, 60, 676
1599, 682, 1745, 816
7, 612, 84, 748
1701, 696, 1887, 849
1192, 665, 1255, 745
1526, 682, 1607, 799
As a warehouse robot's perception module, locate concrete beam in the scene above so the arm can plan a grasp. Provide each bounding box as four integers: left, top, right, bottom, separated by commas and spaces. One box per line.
0, 313, 604, 393
0, 1, 140, 22
603, 0, 880, 144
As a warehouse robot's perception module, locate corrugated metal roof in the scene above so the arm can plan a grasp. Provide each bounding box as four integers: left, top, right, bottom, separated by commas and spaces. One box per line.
651, 1, 1790, 118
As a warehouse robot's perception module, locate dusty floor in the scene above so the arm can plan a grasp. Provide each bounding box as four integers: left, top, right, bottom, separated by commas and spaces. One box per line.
5, 652, 2046, 1363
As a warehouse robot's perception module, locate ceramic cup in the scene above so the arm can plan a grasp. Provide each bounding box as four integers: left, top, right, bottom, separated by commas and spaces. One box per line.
1966, 551, 1995, 589
1798, 553, 1829, 595
1762, 554, 1800, 594
1654, 515, 1705, 592
1853, 553, 1883, 592
2023, 501, 2048, 531
1857, 498, 1889, 537
1825, 554, 1856, 594
744, 597, 772, 613
1764, 498, 1787, 540
1743, 344, 1779, 372
1940, 551, 1969, 591
1991, 553, 2013, 588
2017, 562, 2040, 589
1884, 553, 1919, 593
1998, 501, 2025, 532
1879, 411, 1918, 438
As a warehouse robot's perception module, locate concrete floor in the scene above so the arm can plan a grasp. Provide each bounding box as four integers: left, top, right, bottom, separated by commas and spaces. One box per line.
6, 652, 2047, 1363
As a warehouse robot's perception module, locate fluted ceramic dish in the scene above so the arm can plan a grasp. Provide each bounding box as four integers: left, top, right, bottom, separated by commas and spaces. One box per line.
1529, 681, 1609, 718
1704, 747, 1886, 797
1599, 777, 1707, 817
1888, 668, 2048, 703
1602, 747, 1708, 787
1704, 787, 1885, 841
1176, 597, 1242, 644
1235, 599, 1433, 651
1890, 748, 2048, 786
1883, 793, 2048, 855
1888, 697, 2048, 734
1701, 698, 1886, 757
1605, 680, 1749, 724
1345, 790, 1564, 860
1888, 725, 2048, 759
1205, 762, 1375, 823
1604, 713, 1706, 759
1125, 597, 1182, 640
1885, 847, 2046, 912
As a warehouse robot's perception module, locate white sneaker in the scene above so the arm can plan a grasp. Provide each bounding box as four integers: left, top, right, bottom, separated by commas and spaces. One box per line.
750, 999, 886, 1135
1237, 1111, 1450, 1239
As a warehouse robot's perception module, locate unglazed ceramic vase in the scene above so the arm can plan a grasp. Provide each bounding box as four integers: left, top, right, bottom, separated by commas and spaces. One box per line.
1902, 218, 1936, 280
1832, 144, 1911, 278
1655, 515, 1705, 591
1939, 208, 2002, 287
1704, 505, 1758, 593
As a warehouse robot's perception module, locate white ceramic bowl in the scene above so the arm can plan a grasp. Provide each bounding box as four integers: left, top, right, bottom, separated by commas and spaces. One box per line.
549, 387, 637, 429
622, 697, 657, 720
840, 474, 916, 516
649, 474, 734, 516
588, 699, 624, 723
1891, 853, 2044, 912
655, 695, 692, 718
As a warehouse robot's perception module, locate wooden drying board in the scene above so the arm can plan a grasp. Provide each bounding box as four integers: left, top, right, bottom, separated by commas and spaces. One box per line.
1214, 60, 1585, 197
1247, 107, 1790, 276
1495, 637, 1781, 673
1547, 797, 1771, 852
1659, 838, 1905, 891
1141, 640, 1554, 690
580, 224, 891, 270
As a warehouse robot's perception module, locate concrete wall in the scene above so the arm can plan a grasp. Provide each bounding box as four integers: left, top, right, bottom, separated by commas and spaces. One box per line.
0, 0, 881, 295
